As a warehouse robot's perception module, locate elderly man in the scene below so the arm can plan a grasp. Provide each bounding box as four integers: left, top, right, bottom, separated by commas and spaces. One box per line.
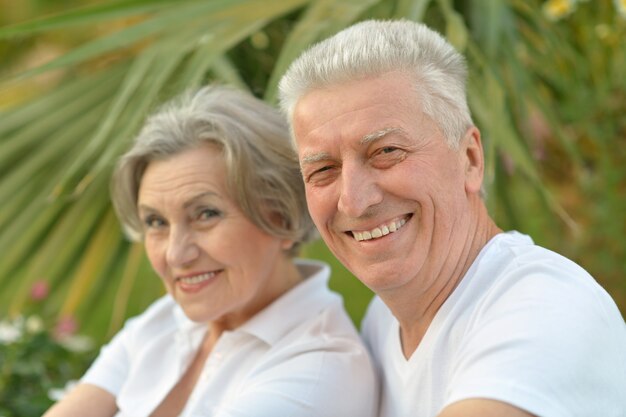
279, 19, 626, 417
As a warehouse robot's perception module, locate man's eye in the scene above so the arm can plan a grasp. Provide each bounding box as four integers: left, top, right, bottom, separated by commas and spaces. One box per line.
315, 166, 333, 174
371, 146, 407, 168
380, 146, 399, 154
306, 165, 335, 183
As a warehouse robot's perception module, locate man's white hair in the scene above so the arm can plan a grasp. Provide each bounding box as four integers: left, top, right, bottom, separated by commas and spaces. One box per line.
279, 19, 473, 148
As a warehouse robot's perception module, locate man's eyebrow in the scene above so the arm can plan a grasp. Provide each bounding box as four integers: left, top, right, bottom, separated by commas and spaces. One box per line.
300, 152, 332, 166
360, 127, 407, 145
299, 128, 408, 166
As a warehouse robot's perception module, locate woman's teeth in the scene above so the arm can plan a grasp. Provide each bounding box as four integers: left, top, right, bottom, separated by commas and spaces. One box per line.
353, 217, 407, 242
178, 272, 215, 284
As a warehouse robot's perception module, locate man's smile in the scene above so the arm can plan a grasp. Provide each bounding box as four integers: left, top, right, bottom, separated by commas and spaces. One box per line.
348, 214, 412, 242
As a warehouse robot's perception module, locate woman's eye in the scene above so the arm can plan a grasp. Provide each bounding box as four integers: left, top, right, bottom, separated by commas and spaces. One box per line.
198, 208, 221, 220
144, 215, 166, 229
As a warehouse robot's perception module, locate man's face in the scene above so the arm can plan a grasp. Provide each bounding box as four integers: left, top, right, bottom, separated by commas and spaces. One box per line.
292, 71, 479, 293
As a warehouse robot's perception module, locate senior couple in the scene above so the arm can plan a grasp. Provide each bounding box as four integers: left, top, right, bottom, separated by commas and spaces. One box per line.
45, 20, 626, 417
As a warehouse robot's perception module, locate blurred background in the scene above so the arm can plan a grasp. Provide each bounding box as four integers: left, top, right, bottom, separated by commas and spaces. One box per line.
1, 0, 625, 414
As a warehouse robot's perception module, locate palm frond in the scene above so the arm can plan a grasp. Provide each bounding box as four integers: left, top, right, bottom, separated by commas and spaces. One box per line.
2, 0, 623, 340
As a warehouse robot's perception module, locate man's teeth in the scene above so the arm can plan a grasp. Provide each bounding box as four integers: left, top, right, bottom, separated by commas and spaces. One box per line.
178, 272, 215, 284
353, 218, 407, 242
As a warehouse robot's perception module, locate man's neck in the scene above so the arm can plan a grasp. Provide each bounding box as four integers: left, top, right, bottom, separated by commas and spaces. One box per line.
380, 204, 501, 359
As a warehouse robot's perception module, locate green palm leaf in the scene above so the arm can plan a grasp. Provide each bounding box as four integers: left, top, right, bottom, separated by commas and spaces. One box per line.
2, 0, 622, 343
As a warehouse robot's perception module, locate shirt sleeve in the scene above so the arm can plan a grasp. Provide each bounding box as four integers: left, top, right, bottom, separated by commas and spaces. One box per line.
445, 262, 626, 417
80, 317, 136, 397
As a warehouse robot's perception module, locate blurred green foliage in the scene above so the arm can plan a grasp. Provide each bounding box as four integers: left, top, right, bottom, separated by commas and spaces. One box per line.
0, 0, 624, 348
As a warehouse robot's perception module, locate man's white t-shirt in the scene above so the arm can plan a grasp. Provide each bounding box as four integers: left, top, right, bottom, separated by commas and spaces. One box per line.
82, 259, 378, 417
362, 231, 626, 417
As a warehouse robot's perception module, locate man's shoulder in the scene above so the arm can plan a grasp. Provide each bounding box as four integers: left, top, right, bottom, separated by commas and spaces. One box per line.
489, 230, 585, 274
473, 231, 600, 304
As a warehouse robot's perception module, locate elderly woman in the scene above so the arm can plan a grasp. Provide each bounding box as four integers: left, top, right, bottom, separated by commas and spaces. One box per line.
44, 85, 377, 417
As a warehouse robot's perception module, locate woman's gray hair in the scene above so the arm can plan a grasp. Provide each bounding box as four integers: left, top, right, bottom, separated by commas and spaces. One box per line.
279, 19, 473, 149
111, 85, 316, 255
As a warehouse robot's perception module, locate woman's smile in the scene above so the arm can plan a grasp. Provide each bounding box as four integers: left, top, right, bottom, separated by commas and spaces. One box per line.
175, 270, 221, 293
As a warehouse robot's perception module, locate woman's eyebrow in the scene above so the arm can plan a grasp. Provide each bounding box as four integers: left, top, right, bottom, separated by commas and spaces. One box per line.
183, 191, 219, 209
138, 191, 220, 213
137, 203, 156, 213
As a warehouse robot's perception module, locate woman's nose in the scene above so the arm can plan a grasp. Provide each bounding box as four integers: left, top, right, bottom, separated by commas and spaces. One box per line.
166, 226, 200, 267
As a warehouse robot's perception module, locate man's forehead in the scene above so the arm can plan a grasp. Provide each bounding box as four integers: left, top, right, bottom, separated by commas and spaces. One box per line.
292, 72, 415, 121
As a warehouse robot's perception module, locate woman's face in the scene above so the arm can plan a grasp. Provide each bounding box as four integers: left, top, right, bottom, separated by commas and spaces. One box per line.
137, 142, 295, 328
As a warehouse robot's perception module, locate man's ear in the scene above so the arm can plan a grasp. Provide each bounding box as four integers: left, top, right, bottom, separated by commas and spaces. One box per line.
462, 126, 484, 195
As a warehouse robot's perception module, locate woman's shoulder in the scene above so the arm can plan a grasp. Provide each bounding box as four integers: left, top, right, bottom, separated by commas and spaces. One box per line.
236, 300, 378, 417
242, 259, 364, 350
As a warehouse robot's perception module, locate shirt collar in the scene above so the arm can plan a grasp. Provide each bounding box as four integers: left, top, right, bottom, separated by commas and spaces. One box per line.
237, 258, 338, 346
172, 259, 337, 346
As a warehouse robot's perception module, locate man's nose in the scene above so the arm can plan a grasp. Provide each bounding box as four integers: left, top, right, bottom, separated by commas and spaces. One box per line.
337, 162, 383, 218
166, 226, 200, 267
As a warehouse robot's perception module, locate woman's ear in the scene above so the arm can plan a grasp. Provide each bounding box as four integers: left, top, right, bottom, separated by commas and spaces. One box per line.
461, 126, 484, 195
267, 210, 295, 251
281, 239, 295, 251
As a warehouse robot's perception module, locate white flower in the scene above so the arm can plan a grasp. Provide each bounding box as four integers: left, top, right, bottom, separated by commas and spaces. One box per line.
48, 380, 78, 402
0, 319, 22, 344
58, 334, 94, 353
25, 315, 44, 334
